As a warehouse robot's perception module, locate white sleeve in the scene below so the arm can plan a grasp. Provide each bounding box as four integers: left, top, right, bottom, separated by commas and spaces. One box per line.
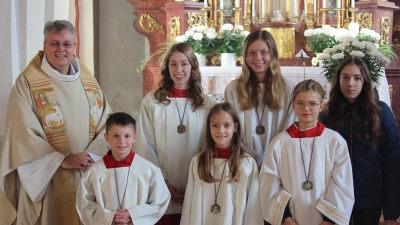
179, 158, 196, 225
243, 158, 263, 224
76, 169, 115, 225
316, 139, 354, 225
88, 153, 102, 162
17, 151, 64, 202
127, 168, 171, 225
133, 96, 167, 179
259, 144, 292, 225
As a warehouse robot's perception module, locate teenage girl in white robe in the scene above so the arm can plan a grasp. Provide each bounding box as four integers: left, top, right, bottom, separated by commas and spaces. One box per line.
224, 30, 296, 167
260, 79, 354, 225
134, 43, 214, 224
181, 103, 263, 225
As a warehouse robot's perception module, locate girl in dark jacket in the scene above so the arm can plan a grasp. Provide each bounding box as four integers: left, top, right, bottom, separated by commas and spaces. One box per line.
320, 57, 400, 225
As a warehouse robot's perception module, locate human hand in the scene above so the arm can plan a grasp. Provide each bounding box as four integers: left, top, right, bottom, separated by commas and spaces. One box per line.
60, 152, 94, 171
283, 217, 297, 225
112, 208, 132, 225
167, 184, 185, 202
383, 220, 398, 225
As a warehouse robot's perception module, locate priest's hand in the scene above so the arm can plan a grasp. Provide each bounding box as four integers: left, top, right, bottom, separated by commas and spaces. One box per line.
384, 220, 398, 225
113, 209, 132, 225
167, 184, 185, 202
283, 217, 297, 225
60, 152, 94, 171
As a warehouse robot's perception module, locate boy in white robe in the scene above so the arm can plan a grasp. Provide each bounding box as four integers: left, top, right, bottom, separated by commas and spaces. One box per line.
76, 112, 170, 225
260, 80, 354, 225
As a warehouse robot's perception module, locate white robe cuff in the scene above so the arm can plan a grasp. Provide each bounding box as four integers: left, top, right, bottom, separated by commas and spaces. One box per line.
267, 189, 292, 225
18, 151, 64, 202
316, 196, 349, 225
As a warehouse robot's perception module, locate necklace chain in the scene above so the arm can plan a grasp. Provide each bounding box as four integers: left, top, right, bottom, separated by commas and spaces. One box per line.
255, 103, 266, 126
173, 98, 188, 126
114, 160, 131, 209
298, 126, 317, 182
213, 161, 227, 205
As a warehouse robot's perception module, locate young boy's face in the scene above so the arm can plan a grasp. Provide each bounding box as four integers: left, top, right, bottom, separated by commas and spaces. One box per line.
104, 125, 136, 161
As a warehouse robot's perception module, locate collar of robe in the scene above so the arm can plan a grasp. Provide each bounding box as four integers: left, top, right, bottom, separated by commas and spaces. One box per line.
103, 150, 135, 168
286, 121, 325, 138
214, 147, 230, 159
168, 87, 190, 98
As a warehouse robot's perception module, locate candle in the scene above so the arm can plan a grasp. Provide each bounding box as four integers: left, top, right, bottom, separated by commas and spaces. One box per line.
252, 0, 255, 16
220, 0, 223, 9
351, 0, 355, 8
313, 0, 316, 15
235, 0, 239, 8
304, 0, 307, 14
322, 0, 326, 8
204, 0, 208, 8
336, 0, 341, 8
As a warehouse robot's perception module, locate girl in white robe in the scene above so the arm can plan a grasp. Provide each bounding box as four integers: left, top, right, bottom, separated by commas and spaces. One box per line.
181, 103, 263, 225
133, 43, 214, 224
76, 112, 170, 225
224, 30, 296, 167
259, 80, 354, 225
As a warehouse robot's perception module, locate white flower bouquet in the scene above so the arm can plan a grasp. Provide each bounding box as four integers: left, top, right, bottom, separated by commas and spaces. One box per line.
175, 25, 218, 56
215, 24, 250, 57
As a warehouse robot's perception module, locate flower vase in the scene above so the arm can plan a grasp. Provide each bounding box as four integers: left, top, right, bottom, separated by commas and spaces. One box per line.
316, 53, 324, 67
220, 53, 236, 67
195, 53, 206, 67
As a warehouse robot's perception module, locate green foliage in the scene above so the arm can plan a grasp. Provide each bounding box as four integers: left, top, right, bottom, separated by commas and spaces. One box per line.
215, 31, 246, 57
306, 33, 338, 54
185, 36, 215, 56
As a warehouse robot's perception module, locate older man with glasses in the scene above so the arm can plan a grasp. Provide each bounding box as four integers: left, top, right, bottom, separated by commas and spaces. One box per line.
0, 20, 112, 225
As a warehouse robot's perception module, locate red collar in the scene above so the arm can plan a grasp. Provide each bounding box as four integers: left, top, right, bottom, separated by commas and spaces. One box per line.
214, 147, 230, 159
103, 150, 135, 168
286, 121, 325, 138
168, 87, 189, 98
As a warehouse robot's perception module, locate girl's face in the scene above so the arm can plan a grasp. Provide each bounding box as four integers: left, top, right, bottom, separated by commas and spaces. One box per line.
292, 91, 324, 130
210, 111, 238, 149
104, 125, 137, 161
168, 51, 192, 89
339, 64, 364, 103
246, 40, 271, 80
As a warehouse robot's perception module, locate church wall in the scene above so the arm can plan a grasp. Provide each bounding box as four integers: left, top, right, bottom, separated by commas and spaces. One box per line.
97, 0, 145, 120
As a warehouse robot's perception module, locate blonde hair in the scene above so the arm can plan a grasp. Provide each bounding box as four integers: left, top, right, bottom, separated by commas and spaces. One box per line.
292, 79, 325, 102
236, 30, 287, 110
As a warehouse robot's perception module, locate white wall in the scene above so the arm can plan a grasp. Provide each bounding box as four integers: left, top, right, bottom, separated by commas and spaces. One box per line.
98, 0, 145, 119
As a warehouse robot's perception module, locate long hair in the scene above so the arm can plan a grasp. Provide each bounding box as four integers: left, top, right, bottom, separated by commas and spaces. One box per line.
236, 30, 287, 110
154, 43, 205, 111
320, 57, 381, 147
197, 103, 247, 182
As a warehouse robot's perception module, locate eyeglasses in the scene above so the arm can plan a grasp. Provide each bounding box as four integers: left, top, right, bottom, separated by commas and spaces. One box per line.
294, 101, 320, 110
46, 41, 75, 49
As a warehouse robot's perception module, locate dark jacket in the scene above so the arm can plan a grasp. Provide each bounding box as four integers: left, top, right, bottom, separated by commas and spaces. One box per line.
338, 101, 400, 220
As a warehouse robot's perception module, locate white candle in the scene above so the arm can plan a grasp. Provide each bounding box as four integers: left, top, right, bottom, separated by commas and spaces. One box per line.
235, 0, 239, 8
313, 0, 316, 14
304, 0, 307, 14
322, 0, 326, 8
336, 0, 341, 8
204, 0, 208, 8
220, 0, 223, 9
252, 0, 255, 16
351, 0, 355, 8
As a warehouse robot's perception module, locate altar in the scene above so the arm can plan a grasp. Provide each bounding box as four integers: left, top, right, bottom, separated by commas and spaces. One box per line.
200, 66, 391, 108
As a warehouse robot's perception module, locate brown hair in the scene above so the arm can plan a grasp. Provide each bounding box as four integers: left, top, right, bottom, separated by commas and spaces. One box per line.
236, 30, 287, 110
197, 103, 247, 182
106, 112, 136, 134
292, 79, 325, 102
154, 43, 205, 111
320, 57, 381, 147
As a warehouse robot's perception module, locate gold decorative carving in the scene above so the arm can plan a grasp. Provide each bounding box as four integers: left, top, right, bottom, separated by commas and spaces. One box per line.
187, 13, 203, 30
140, 13, 165, 34
170, 16, 180, 41
380, 16, 390, 45
356, 13, 373, 29
389, 84, 393, 104
394, 23, 400, 31
262, 28, 295, 58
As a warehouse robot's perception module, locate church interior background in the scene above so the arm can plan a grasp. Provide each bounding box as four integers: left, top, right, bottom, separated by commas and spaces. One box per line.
0, 0, 399, 171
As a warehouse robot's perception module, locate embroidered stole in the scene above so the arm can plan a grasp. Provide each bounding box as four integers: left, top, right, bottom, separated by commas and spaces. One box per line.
23, 51, 103, 225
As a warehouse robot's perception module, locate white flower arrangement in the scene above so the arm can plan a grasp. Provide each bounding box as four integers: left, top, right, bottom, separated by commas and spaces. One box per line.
216, 24, 249, 57
176, 25, 217, 55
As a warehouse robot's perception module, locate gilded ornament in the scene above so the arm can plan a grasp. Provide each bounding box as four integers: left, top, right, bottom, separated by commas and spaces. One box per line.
262, 27, 295, 58
187, 13, 203, 30
356, 13, 373, 29
170, 16, 181, 42
394, 23, 400, 31
380, 16, 390, 45
139, 13, 165, 34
